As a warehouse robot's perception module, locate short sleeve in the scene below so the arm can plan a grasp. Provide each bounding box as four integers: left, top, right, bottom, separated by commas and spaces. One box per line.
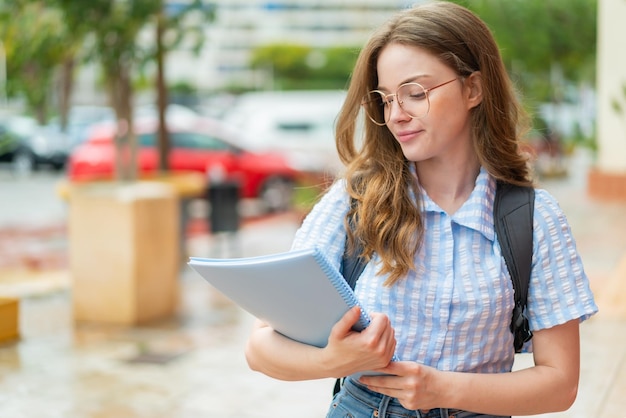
291, 179, 350, 269
527, 189, 598, 331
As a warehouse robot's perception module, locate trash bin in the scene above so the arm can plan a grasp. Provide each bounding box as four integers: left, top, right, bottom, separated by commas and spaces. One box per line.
207, 181, 240, 233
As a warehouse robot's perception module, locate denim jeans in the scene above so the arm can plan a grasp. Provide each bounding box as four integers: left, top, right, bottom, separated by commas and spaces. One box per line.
326, 377, 510, 418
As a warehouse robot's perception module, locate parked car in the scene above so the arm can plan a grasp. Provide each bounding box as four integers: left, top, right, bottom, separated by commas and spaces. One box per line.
67, 116, 301, 212
221, 90, 347, 175
0, 115, 68, 175
60, 105, 116, 150
53, 104, 192, 152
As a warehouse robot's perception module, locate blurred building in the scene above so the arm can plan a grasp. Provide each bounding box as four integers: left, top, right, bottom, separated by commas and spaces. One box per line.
588, 0, 626, 200
73, 1, 418, 104
164, 0, 416, 92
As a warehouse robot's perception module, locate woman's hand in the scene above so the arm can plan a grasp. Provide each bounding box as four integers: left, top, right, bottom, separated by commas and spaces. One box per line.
245, 306, 396, 381
321, 306, 397, 377
359, 361, 442, 411
360, 319, 582, 415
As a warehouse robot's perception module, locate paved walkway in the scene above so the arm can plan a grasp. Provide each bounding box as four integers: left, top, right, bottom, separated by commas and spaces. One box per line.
0, 149, 625, 417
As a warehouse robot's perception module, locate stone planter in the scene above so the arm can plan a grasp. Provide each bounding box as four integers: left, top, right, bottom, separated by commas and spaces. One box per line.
58, 171, 206, 261
67, 181, 181, 325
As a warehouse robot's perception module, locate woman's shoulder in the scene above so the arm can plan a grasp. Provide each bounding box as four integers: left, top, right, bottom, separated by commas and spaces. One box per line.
531, 187, 573, 239
298, 178, 350, 226
532, 188, 565, 218
291, 178, 350, 255
313, 178, 350, 209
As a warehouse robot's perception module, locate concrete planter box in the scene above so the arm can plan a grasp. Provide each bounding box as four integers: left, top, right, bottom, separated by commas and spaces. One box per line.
68, 182, 180, 325
0, 297, 19, 343
58, 171, 206, 261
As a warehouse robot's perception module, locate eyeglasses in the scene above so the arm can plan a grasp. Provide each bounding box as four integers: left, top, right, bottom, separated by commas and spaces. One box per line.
362, 78, 458, 126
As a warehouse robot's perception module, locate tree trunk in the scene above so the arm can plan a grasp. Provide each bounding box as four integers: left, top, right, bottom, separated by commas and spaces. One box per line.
156, 5, 170, 173
58, 56, 75, 131
109, 64, 136, 182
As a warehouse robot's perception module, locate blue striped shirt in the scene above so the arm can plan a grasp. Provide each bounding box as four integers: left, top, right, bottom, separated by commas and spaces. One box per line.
291, 167, 598, 373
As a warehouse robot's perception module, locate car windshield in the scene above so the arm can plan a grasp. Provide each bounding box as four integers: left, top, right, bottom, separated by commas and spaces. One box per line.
7, 117, 38, 139
138, 132, 233, 151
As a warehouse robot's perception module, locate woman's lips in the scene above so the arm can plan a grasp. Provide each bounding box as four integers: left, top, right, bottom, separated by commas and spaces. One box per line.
396, 129, 423, 142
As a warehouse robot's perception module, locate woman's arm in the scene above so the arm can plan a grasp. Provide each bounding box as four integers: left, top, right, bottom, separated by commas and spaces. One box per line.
245, 306, 397, 381
361, 319, 580, 415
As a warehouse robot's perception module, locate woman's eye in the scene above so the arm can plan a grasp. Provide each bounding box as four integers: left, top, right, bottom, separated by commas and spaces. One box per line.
408, 91, 426, 100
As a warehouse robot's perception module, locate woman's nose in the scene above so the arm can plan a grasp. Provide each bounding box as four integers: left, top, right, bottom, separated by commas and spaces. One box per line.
387, 98, 411, 123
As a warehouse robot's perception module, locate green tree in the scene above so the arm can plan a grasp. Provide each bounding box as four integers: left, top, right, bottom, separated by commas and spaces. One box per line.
54, 0, 213, 178
82, 0, 161, 181
0, 1, 69, 123
44, 0, 98, 131
152, 0, 214, 172
250, 44, 357, 90
451, 0, 596, 102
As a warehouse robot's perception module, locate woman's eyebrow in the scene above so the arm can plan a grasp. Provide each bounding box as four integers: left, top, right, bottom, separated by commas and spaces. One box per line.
377, 73, 431, 90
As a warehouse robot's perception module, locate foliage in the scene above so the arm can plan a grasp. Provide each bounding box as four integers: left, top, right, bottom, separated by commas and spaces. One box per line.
54, 0, 160, 180
448, 0, 597, 149
250, 44, 358, 90
248, 0, 598, 147
156, 0, 214, 56
0, 1, 71, 122
450, 0, 597, 101
52, 0, 213, 179
1, 0, 213, 179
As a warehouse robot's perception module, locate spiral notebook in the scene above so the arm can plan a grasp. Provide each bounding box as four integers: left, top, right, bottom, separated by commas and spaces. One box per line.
188, 247, 372, 348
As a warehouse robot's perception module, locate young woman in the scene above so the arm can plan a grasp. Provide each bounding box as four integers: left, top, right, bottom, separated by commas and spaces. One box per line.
245, 2, 597, 417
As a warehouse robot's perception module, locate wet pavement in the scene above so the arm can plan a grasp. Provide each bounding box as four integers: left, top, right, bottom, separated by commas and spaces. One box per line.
0, 149, 625, 418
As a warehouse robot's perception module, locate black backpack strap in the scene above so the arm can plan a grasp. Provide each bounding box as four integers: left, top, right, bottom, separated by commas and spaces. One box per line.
339, 199, 368, 290
332, 377, 343, 397
494, 182, 535, 353
339, 238, 367, 291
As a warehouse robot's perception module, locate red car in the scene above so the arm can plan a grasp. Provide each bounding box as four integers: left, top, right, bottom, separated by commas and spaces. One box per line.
67, 116, 300, 211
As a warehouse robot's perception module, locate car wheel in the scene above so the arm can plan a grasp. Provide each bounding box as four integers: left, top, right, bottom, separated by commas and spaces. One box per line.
12, 149, 36, 177
260, 177, 294, 213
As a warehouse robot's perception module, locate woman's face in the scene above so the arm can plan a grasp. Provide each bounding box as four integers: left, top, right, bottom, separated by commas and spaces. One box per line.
375, 43, 480, 164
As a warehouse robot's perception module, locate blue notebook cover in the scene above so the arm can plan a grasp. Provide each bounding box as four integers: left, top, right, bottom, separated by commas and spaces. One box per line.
188, 247, 372, 348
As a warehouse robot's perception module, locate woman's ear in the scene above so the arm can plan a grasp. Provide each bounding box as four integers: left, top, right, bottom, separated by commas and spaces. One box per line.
465, 71, 483, 109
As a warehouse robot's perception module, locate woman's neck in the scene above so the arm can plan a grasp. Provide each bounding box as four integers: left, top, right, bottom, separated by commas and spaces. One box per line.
415, 158, 481, 215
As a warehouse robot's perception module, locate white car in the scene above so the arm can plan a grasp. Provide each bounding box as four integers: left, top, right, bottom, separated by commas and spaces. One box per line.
222, 90, 347, 175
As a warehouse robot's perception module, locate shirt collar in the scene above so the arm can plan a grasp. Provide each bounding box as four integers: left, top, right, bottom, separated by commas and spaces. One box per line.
417, 166, 496, 242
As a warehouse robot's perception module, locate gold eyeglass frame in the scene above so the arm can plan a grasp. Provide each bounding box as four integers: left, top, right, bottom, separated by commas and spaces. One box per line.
362, 78, 459, 126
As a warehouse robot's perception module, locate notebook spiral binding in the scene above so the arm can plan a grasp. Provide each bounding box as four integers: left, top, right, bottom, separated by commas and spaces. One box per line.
311, 247, 372, 331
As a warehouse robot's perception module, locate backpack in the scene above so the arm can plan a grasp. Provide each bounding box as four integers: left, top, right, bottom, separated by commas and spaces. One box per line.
334, 182, 534, 395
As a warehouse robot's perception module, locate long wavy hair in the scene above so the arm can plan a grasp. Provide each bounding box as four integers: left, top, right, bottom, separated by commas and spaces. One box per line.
335, 1, 533, 285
